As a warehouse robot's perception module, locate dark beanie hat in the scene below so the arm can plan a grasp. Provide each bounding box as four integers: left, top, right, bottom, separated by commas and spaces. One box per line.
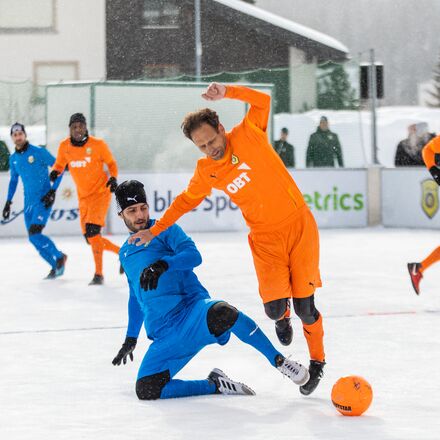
10, 122, 26, 136
115, 180, 148, 213
69, 113, 87, 126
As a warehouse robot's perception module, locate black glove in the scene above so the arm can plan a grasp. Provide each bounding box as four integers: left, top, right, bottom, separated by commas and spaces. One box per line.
112, 337, 137, 366
140, 260, 169, 291
429, 166, 440, 185
106, 176, 118, 193
2, 200, 12, 220
49, 170, 60, 183
41, 189, 56, 209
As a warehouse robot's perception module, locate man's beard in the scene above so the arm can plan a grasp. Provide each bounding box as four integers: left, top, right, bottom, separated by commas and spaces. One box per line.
124, 218, 148, 233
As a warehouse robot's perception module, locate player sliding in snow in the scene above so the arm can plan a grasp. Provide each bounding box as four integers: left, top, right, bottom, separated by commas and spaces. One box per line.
408, 134, 440, 294
2, 123, 66, 279
128, 84, 326, 395
112, 180, 309, 400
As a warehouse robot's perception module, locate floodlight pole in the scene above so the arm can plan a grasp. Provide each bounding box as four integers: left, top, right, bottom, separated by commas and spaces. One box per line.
369, 48, 379, 164
195, 0, 202, 81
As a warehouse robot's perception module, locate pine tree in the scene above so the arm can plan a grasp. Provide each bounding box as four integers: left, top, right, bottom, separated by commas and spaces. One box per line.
317, 63, 357, 110
427, 53, 440, 107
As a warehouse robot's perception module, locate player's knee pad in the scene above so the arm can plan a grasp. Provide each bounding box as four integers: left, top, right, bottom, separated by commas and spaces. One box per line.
136, 370, 170, 400
207, 301, 239, 337
292, 296, 320, 325
264, 298, 289, 321
28, 224, 44, 236
84, 223, 101, 238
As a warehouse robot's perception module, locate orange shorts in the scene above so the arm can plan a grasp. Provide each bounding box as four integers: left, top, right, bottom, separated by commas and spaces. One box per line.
78, 190, 111, 234
248, 206, 322, 304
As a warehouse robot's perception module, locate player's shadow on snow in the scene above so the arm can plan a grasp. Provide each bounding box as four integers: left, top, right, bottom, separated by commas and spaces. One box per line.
141, 396, 392, 440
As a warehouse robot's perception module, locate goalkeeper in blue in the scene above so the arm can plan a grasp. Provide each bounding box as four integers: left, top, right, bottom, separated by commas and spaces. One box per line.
1, 123, 66, 279
112, 180, 309, 400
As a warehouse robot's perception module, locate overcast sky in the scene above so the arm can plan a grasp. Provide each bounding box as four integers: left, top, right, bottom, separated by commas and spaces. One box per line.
255, 0, 440, 105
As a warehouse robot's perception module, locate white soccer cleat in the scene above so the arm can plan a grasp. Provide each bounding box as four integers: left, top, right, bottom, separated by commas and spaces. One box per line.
276, 356, 310, 386
208, 368, 256, 396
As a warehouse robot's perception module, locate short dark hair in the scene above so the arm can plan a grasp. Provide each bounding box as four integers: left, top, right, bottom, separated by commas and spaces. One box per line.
181, 108, 220, 140
281, 127, 288, 134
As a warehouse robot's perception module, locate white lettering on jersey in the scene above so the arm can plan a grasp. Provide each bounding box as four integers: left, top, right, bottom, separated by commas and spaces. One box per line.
226, 172, 251, 194
69, 160, 88, 168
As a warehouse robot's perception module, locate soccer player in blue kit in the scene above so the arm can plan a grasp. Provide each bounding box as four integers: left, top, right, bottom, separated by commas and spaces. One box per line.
112, 180, 310, 400
1, 123, 66, 279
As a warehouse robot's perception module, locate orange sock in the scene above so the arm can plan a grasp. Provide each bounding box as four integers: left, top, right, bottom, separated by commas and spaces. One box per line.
88, 235, 104, 276
101, 237, 120, 254
421, 247, 440, 273
302, 314, 325, 362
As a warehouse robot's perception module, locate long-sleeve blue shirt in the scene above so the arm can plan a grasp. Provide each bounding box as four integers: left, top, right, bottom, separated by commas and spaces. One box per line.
7, 144, 62, 204
119, 220, 210, 341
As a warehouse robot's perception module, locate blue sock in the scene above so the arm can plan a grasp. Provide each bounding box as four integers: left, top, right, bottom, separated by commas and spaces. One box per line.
29, 233, 62, 268
160, 379, 216, 399
231, 312, 282, 367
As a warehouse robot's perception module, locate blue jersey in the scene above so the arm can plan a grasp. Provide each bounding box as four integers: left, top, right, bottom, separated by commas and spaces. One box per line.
119, 220, 210, 341
7, 144, 61, 204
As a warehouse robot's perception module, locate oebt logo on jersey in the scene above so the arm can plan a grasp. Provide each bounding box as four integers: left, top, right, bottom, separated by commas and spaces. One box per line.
69, 157, 91, 168
225, 163, 252, 194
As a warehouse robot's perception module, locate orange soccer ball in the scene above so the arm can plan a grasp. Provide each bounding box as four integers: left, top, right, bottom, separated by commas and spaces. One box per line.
331, 376, 373, 416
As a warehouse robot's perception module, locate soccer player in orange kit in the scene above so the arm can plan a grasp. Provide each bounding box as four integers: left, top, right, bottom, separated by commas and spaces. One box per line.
408, 134, 440, 294
129, 83, 325, 395
50, 113, 120, 285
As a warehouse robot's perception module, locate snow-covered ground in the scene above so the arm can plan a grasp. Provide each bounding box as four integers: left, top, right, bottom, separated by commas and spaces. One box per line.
1, 228, 439, 440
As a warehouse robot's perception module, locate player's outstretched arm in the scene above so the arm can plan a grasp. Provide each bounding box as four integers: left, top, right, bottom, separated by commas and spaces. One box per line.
202, 82, 226, 101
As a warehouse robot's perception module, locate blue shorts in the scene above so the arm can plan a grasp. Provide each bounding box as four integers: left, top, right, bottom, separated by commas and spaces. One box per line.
24, 201, 51, 230
137, 299, 231, 379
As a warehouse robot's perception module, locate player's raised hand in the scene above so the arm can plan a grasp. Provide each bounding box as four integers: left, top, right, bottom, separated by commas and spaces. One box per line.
112, 337, 137, 366
202, 83, 226, 101
128, 228, 154, 246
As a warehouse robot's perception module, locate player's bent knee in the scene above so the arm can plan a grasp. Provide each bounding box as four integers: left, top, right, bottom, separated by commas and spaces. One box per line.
264, 298, 288, 321
136, 370, 170, 401
292, 296, 319, 325
28, 224, 44, 236
207, 301, 239, 337
84, 223, 101, 238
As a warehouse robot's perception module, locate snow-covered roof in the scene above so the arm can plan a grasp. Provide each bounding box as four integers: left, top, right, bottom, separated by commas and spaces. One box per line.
212, 0, 348, 55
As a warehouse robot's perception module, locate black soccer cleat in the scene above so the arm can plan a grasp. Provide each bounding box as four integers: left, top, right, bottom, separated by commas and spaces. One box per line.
45, 253, 67, 279
89, 274, 104, 285
300, 360, 326, 396
275, 317, 293, 346
208, 368, 255, 396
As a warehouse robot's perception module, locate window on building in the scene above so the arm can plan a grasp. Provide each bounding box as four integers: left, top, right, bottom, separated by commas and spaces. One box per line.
33, 61, 79, 101
0, 0, 56, 32
143, 0, 180, 29
144, 64, 179, 79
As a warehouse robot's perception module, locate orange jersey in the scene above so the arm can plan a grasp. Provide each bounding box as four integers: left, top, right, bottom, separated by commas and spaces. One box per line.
150, 85, 306, 236
53, 136, 118, 199
422, 135, 440, 169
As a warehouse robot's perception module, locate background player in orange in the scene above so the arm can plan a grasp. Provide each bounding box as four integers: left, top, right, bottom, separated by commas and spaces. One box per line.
408, 134, 440, 294
50, 113, 120, 285
129, 83, 326, 395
